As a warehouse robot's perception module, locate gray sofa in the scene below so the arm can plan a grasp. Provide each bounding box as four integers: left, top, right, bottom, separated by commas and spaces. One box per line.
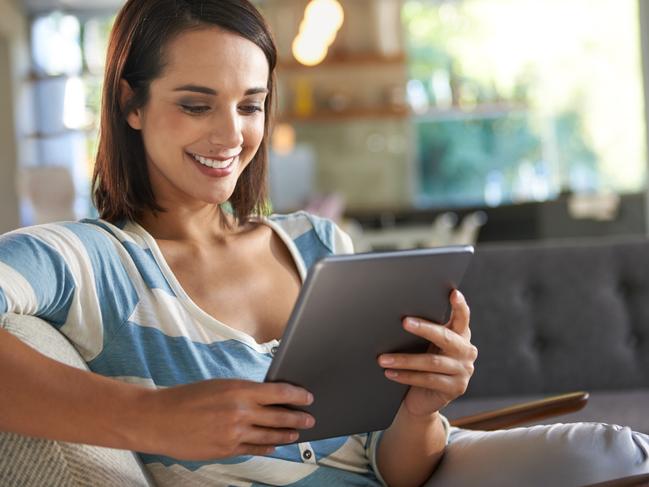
443, 236, 649, 433
1, 236, 648, 485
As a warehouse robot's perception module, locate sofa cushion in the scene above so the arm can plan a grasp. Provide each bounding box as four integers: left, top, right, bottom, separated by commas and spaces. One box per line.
442, 389, 649, 434
462, 238, 649, 397
0, 313, 155, 487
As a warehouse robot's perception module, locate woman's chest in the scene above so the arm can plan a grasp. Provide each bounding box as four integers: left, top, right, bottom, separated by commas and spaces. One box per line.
180, 261, 300, 342
160, 232, 302, 343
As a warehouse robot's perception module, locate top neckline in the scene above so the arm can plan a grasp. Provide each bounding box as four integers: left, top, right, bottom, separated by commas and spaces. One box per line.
125, 215, 307, 352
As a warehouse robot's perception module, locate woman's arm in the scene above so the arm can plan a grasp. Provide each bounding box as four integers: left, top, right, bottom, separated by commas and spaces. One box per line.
0, 327, 316, 459
0, 327, 147, 449
375, 291, 476, 487
376, 408, 447, 487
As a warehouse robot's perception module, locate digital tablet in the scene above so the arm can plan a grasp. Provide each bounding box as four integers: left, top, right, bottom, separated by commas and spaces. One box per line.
264, 245, 474, 443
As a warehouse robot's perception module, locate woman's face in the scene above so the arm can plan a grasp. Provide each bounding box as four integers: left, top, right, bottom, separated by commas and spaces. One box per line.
125, 27, 269, 209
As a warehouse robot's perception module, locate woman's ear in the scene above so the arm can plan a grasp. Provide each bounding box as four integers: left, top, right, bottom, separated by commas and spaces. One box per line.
119, 79, 142, 130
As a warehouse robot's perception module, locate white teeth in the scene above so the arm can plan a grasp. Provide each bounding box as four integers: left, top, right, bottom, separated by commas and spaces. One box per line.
191, 153, 233, 169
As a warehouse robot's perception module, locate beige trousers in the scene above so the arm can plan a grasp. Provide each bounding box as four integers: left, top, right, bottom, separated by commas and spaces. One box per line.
425, 423, 649, 487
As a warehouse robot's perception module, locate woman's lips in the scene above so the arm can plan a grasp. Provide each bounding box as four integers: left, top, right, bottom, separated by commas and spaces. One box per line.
189, 152, 239, 168
187, 151, 238, 177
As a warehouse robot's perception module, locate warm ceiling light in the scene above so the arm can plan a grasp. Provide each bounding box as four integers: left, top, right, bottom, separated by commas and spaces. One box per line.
292, 0, 344, 66
272, 123, 297, 155
292, 35, 329, 67
304, 0, 344, 31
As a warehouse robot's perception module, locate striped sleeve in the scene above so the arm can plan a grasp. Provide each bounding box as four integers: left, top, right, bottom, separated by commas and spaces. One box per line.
365, 431, 388, 486
332, 221, 355, 255
0, 227, 76, 326
299, 212, 354, 256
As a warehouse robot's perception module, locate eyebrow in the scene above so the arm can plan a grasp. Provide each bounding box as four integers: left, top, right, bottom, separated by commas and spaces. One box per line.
173, 84, 268, 96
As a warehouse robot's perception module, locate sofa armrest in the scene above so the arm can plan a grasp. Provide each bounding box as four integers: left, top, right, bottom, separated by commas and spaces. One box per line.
0, 313, 156, 486
582, 473, 649, 487
0, 313, 88, 369
449, 391, 589, 430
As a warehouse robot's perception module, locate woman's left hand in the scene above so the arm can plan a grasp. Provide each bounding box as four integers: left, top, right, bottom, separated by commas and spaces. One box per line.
378, 290, 477, 418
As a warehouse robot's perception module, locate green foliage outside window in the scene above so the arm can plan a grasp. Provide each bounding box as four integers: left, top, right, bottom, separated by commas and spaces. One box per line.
403, 0, 646, 207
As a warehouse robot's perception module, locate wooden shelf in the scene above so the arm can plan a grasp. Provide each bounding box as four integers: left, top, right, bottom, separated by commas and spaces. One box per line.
279, 106, 410, 122
27, 72, 102, 82
278, 102, 527, 123
26, 72, 68, 82
414, 102, 528, 122
277, 52, 406, 71
25, 127, 96, 139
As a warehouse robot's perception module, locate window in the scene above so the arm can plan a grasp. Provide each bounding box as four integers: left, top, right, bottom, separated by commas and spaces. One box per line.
403, 0, 647, 208
25, 11, 114, 223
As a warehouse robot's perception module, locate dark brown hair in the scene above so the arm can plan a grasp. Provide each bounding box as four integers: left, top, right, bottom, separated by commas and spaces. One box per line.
92, 0, 277, 225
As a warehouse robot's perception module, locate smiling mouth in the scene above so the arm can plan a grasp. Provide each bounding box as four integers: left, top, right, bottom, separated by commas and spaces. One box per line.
188, 152, 238, 169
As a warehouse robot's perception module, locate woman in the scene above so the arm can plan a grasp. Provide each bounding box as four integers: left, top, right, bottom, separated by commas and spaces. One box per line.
0, 1, 646, 486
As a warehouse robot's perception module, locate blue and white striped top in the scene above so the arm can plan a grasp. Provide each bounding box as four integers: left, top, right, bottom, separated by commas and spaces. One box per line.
0, 211, 388, 486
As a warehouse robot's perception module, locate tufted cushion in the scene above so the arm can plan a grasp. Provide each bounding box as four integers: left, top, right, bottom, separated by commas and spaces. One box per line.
461, 237, 649, 397
0, 313, 155, 487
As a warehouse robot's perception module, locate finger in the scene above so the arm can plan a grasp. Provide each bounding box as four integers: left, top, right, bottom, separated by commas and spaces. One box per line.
384, 369, 468, 396
252, 406, 315, 430
378, 352, 463, 375
243, 426, 301, 446
448, 290, 471, 336
402, 318, 466, 356
255, 383, 314, 407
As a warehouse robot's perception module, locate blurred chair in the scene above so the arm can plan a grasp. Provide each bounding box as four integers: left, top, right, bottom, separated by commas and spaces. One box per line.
20, 165, 76, 224
340, 218, 372, 253
426, 211, 458, 247
567, 191, 621, 221
346, 211, 487, 251
448, 210, 488, 246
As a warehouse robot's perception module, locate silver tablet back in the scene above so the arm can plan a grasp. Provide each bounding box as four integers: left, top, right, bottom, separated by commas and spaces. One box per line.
265, 245, 474, 442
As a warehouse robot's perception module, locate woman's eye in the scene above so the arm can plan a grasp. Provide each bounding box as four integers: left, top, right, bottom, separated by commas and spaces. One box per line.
180, 105, 211, 115
240, 105, 263, 114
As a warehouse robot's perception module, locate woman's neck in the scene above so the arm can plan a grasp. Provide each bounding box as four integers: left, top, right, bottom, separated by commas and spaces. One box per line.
137, 204, 246, 245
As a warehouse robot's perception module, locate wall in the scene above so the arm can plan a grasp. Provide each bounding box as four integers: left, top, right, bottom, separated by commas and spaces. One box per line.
0, 0, 28, 232
262, 0, 415, 211
639, 0, 649, 236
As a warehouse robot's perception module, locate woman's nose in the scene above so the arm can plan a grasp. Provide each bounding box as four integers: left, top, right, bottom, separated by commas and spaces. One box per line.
208, 109, 244, 148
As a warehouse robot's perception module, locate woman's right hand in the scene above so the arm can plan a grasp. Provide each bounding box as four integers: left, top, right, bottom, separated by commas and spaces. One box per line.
136, 379, 315, 460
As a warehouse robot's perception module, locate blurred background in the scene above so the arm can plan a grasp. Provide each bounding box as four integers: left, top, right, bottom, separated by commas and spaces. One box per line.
1, 0, 649, 251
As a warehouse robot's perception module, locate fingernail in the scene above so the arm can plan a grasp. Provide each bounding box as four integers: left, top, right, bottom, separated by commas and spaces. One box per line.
406, 318, 419, 328
380, 356, 394, 365
305, 416, 315, 428
307, 393, 314, 404
290, 432, 299, 441
386, 370, 398, 378
455, 290, 465, 302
